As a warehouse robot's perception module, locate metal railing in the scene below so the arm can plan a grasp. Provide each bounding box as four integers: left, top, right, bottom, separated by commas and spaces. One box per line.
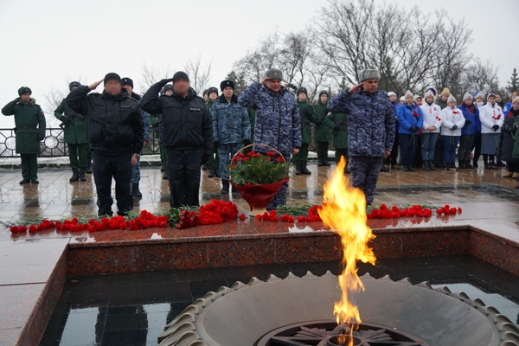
0, 128, 162, 157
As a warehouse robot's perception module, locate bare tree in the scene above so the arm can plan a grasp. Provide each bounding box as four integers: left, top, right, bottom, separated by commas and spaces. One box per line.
139, 61, 175, 94
183, 55, 212, 95
462, 58, 500, 95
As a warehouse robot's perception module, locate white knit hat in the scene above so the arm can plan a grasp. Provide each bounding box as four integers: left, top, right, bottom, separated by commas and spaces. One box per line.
414, 95, 422, 101
424, 90, 435, 99
463, 92, 472, 102
388, 92, 396, 97
400, 96, 405, 102
447, 95, 457, 104
404, 90, 413, 99
487, 92, 496, 100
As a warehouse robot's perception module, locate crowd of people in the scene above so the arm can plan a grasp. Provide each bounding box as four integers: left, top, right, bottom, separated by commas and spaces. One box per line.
2, 68, 519, 216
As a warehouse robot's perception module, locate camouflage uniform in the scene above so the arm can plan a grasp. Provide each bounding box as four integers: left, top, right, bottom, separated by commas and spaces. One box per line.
211, 94, 251, 181
130, 94, 150, 188
328, 88, 395, 204
205, 98, 220, 176
330, 112, 348, 164
238, 82, 301, 209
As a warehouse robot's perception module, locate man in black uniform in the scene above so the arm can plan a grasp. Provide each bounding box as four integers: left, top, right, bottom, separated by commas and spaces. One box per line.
141, 71, 213, 208
66, 73, 144, 216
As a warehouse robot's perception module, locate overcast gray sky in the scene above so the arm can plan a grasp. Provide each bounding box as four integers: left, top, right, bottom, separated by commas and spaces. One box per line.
0, 0, 517, 128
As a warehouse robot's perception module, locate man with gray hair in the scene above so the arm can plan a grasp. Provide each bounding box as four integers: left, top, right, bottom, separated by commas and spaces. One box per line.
328, 69, 395, 205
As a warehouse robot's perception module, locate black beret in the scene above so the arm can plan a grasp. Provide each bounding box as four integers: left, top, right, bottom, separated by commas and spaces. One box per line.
121, 77, 133, 87
164, 84, 174, 92
18, 86, 32, 96
319, 90, 329, 98
104, 72, 121, 85
220, 80, 235, 91
208, 87, 218, 95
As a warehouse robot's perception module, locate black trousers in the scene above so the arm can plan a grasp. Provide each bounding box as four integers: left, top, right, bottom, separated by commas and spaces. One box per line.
385, 132, 399, 166
472, 131, 482, 165
167, 147, 203, 208
92, 150, 133, 216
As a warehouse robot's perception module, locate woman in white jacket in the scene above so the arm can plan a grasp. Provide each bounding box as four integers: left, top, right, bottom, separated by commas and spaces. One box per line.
480, 93, 505, 169
441, 95, 465, 170
420, 90, 442, 171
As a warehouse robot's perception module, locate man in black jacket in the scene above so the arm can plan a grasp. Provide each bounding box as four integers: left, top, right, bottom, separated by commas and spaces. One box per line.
141, 71, 213, 208
66, 72, 144, 216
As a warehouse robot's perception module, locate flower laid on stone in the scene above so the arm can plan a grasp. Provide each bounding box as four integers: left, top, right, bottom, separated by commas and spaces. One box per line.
368, 204, 462, 220
254, 205, 322, 223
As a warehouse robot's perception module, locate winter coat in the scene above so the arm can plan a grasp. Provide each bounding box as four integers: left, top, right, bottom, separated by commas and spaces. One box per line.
475, 102, 485, 131
397, 103, 424, 135
211, 94, 251, 145
2, 98, 46, 154
420, 102, 442, 134
503, 101, 513, 115
67, 86, 144, 154
501, 110, 519, 162
434, 96, 448, 110
440, 106, 465, 137
328, 88, 395, 157
130, 93, 150, 142
140, 82, 213, 157
54, 99, 88, 144
391, 101, 400, 132
458, 103, 480, 136
297, 100, 315, 144
480, 103, 505, 134
330, 113, 348, 149
238, 82, 301, 156
313, 100, 333, 142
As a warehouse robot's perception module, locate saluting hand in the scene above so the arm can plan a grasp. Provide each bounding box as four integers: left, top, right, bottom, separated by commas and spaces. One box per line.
260, 77, 270, 85
348, 82, 364, 94
89, 79, 104, 90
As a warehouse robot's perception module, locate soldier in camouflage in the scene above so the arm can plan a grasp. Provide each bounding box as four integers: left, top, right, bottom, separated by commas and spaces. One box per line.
328, 69, 395, 205
212, 79, 251, 194
239, 68, 301, 210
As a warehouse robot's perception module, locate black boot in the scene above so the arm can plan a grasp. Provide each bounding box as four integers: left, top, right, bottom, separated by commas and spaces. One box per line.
161, 164, 165, 172
221, 180, 229, 195
403, 166, 410, 172
19, 178, 30, 184
408, 165, 415, 172
69, 168, 79, 182
162, 170, 168, 180
208, 163, 215, 178
214, 168, 221, 178
317, 159, 324, 167
466, 161, 474, 169
132, 183, 142, 198
423, 161, 430, 171
202, 164, 208, 170
31, 178, 39, 184
445, 163, 450, 171
380, 165, 389, 172
295, 162, 302, 175
231, 185, 238, 193
78, 168, 87, 181
85, 161, 92, 174
301, 161, 312, 175
430, 161, 436, 171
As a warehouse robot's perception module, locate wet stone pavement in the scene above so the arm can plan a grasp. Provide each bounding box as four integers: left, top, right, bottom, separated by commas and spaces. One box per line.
0, 161, 519, 345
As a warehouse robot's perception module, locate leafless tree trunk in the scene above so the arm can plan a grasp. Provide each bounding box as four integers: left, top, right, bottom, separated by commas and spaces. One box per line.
183, 55, 212, 95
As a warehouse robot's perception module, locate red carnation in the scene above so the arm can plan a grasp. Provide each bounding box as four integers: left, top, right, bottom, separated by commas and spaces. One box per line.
232, 156, 239, 162
276, 157, 285, 163
297, 215, 307, 222
266, 151, 276, 157
239, 214, 246, 221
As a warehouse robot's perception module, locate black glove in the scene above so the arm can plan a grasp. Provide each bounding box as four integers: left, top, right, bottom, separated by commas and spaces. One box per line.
61, 116, 72, 125
13, 97, 21, 103
464, 120, 472, 126
37, 134, 45, 141
333, 125, 341, 133
315, 119, 324, 126
213, 141, 220, 150
304, 108, 312, 117
409, 126, 418, 133
201, 154, 210, 165
492, 124, 500, 131
242, 139, 251, 146
158, 78, 174, 87
451, 125, 458, 131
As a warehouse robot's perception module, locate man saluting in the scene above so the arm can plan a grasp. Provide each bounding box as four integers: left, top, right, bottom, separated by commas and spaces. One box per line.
66, 73, 144, 216
328, 69, 395, 205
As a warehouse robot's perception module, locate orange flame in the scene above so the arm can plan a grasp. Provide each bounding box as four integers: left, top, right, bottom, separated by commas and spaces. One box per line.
318, 157, 376, 346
